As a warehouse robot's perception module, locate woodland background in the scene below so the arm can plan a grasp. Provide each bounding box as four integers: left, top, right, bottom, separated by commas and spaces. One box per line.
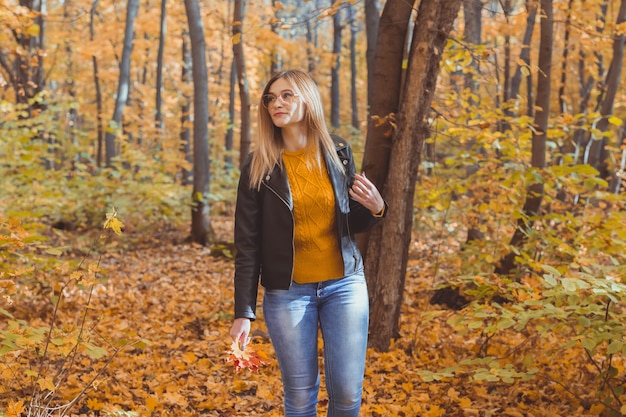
1, 0, 626, 416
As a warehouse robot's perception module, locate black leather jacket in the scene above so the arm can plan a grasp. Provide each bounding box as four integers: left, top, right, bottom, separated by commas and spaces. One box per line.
233, 135, 387, 320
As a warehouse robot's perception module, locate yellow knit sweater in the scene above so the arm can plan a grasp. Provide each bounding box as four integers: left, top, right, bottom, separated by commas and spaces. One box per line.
282, 148, 344, 283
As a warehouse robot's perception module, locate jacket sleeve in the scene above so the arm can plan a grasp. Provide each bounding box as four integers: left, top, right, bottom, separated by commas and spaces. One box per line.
338, 137, 388, 234
233, 155, 262, 321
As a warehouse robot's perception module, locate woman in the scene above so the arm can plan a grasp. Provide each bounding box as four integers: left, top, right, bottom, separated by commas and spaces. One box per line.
229, 69, 387, 417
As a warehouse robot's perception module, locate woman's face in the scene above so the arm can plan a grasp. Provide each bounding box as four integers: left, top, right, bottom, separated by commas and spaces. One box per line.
264, 78, 305, 129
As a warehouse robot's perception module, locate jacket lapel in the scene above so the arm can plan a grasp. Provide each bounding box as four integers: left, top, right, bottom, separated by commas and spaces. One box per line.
325, 148, 350, 214
263, 164, 293, 211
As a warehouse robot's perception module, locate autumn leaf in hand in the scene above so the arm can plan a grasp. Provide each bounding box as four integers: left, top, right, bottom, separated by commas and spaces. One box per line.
227, 340, 266, 373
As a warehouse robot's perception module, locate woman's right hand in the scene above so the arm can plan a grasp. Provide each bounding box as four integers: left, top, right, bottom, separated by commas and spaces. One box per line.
230, 318, 251, 350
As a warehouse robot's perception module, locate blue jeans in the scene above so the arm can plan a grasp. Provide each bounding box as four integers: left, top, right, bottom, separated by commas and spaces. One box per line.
263, 272, 369, 417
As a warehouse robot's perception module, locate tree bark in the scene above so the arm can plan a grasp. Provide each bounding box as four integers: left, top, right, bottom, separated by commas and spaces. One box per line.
225, 58, 236, 170
361, 0, 413, 194
364, 0, 380, 109
348, 3, 359, 130
509, 1, 537, 117
502, 0, 512, 105
367, 0, 462, 351
271, 0, 282, 74
104, 0, 140, 167
184, 0, 213, 245
90, 0, 104, 168
180, 30, 192, 186
496, 0, 553, 276
330, 0, 342, 129
306, 2, 317, 73
155, 0, 167, 131
357, 0, 413, 259
233, 0, 251, 167
587, 0, 626, 180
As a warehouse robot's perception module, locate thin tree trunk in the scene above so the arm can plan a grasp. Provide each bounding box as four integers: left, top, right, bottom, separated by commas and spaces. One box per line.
90, 0, 104, 168
558, 0, 574, 115
348, 3, 359, 130
462, 0, 484, 245
104, 0, 140, 167
502, 0, 512, 105
233, 0, 251, 167
155, 0, 167, 131
330, 0, 342, 129
271, 0, 282, 74
610, 131, 626, 193
184, 0, 213, 245
496, 0, 553, 276
587, 0, 626, 179
367, 0, 462, 351
509, 1, 537, 117
225, 58, 236, 170
364, 0, 380, 109
180, 30, 192, 186
64, 0, 78, 168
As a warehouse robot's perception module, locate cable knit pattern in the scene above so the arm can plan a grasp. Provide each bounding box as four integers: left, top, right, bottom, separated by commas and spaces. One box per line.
282, 149, 344, 283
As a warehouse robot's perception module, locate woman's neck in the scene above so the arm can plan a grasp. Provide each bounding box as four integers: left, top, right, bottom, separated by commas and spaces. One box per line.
281, 126, 308, 152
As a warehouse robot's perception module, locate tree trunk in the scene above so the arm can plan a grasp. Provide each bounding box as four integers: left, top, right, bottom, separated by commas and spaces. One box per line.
573, 1, 608, 163
367, 0, 462, 351
90, 0, 104, 168
271, 0, 282, 74
587, 0, 626, 180
610, 133, 626, 193
184, 0, 213, 245
104, 0, 140, 167
558, 0, 574, 115
330, 0, 342, 129
509, 1, 537, 117
496, 0, 553, 276
180, 30, 192, 186
306, 4, 317, 74
357, 0, 413, 258
233, 0, 251, 167
361, 0, 413, 194
462, 0, 484, 242
364, 0, 380, 109
155, 0, 167, 131
348, 3, 359, 130
225, 58, 236, 171
63, 0, 78, 161
502, 0, 512, 105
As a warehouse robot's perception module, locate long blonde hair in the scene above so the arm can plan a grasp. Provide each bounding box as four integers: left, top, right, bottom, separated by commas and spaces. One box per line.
248, 69, 344, 190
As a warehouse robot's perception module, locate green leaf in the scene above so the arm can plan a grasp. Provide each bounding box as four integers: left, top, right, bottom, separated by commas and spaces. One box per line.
562, 278, 577, 292
542, 274, 558, 287
607, 341, 623, 355
83, 342, 107, 359
45, 247, 64, 256
581, 338, 596, 351
497, 318, 516, 330
0, 308, 14, 319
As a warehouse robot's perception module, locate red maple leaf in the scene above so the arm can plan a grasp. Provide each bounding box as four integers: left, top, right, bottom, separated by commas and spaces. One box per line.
227, 340, 267, 373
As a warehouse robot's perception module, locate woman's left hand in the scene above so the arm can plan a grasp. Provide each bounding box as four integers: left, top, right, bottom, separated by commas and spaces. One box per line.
349, 172, 385, 215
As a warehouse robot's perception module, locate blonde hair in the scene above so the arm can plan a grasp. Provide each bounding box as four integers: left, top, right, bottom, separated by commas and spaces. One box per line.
248, 69, 344, 190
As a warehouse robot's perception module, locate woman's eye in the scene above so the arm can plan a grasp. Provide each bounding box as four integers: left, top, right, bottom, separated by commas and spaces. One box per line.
282, 92, 293, 99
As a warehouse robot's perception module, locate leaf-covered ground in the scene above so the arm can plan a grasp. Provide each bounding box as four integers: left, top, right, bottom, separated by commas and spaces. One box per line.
2, 216, 616, 416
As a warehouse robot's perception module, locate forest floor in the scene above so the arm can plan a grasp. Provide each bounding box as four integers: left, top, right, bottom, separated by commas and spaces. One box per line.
2, 216, 616, 417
